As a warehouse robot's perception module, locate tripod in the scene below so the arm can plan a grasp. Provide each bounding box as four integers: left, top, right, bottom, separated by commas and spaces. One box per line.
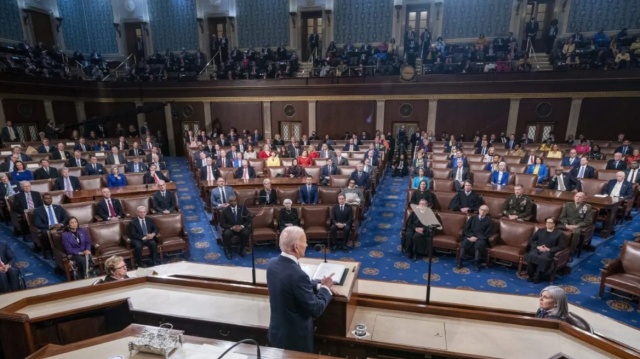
526, 37, 540, 70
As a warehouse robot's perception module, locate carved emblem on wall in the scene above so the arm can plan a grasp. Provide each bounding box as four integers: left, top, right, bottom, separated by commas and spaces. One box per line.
183, 105, 194, 118
400, 65, 416, 82
17, 103, 33, 118
399, 103, 413, 117
125, 0, 136, 12
284, 104, 296, 117
211, 0, 222, 6
536, 102, 552, 117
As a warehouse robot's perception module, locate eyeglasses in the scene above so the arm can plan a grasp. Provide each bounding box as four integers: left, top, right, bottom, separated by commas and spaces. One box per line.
115, 265, 127, 270
545, 222, 555, 224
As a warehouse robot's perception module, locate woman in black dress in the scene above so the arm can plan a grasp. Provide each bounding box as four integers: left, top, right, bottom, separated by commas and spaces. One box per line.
525, 217, 566, 283
402, 199, 434, 262
278, 199, 300, 231
285, 158, 307, 178
410, 180, 435, 207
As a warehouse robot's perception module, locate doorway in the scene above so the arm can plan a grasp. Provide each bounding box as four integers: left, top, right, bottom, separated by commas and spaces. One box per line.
301, 11, 323, 62
124, 22, 145, 60
280, 121, 302, 141
208, 17, 228, 60
526, 122, 554, 142
25, 9, 55, 48
525, 0, 556, 52
392, 122, 420, 140
405, 5, 429, 44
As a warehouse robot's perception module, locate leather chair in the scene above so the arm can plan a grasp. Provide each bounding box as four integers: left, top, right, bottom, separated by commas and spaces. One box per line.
67, 168, 82, 178
313, 159, 328, 167
151, 213, 189, 259
466, 154, 484, 163
330, 175, 350, 188
234, 188, 258, 207
248, 206, 278, 247
79, 176, 104, 190
319, 187, 341, 205
120, 196, 152, 216
596, 169, 618, 181
88, 221, 134, 273
431, 153, 449, 161
515, 174, 538, 189
30, 179, 53, 193
433, 211, 467, 254
431, 168, 450, 179
503, 156, 521, 165
345, 159, 360, 167
483, 196, 505, 219
301, 205, 331, 245
62, 202, 96, 225
121, 218, 164, 265
432, 179, 454, 192
49, 159, 68, 169
430, 161, 450, 169
433, 191, 457, 212
598, 241, 640, 310
350, 152, 365, 160
305, 167, 321, 183
49, 190, 66, 205
545, 158, 562, 168
217, 168, 234, 181
590, 161, 608, 172
508, 164, 528, 174
30, 153, 51, 162
281, 159, 294, 167
576, 209, 598, 258
534, 201, 563, 223
487, 220, 537, 273
125, 173, 145, 185
277, 188, 300, 205
579, 179, 607, 196
469, 163, 487, 172
248, 159, 266, 177
338, 166, 357, 176
566, 312, 594, 333
268, 167, 286, 178
24, 209, 48, 255
471, 171, 491, 184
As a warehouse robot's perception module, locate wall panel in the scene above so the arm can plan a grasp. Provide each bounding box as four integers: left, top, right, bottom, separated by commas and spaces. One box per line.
577, 98, 640, 141
435, 100, 509, 138
210, 102, 262, 136
270, 101, 309, 141
0, 0, 22, 41
442, 0, 511, 38
148, 0, 198, 51
236, 0, 289, 48
316, 101, 376, 140
52, 100, 78, 138
567, 0, 640, 32
84, 102, 137, 137
515, 98, 571, 140
2, 99, 47, 128
384, 100, 429, 136
334, 0, 393, 44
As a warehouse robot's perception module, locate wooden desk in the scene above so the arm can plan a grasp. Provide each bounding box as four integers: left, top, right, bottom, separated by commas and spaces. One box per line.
472, 184, 624, 236
64, 183, 177, 203
27, 324, 337, 358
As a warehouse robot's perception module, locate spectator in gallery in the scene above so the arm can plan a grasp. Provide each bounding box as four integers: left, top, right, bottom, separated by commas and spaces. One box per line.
546, 144, 563, 159
10, 160, 33, 185
546, 19, 559, 54
587, 144, 605, 161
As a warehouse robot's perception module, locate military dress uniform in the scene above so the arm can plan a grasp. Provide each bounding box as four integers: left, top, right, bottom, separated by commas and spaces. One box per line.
558, 202, 592, 254
501, 194, 534, 221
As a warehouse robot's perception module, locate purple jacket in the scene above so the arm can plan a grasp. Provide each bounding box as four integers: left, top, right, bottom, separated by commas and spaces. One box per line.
62, 228, 91, 255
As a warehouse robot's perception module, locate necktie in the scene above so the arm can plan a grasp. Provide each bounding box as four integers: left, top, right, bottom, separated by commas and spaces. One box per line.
482, 148, 486, 155
623, 147, 627, 154
141, 219, 148, 236
220, 187, 226, 203
578, 166, 585, 178
47, 206, 57, 226
134, 149, 138, 155
243, 168, 248, 179
45, 167, 49, 175
628, 169, 636, 183
265, 192, 270, 203
26, 192, 34, 209
558, 176, 566, 191
340, 205, 344, 212
358, 172, 362, 178
153, 173, 159, 183
65, 177, 72, 191
162, 191, 165, 197
93, 164, 96, 171
82, 145, 86, 151
76, 159, 81, 167
615, 161, 619, 168
9, 162, 13, 172
107, 199, 116, 217
233, 207, 237, 221
207, 166, 213, 180
456, 168, 462, 181
5, 183, 13, 196
8, 127, 15, 140
222, 158, 226, 167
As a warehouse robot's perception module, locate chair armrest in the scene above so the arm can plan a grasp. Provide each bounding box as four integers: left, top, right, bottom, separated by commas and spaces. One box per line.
121, 235, 132, 248
488, 233, 499, 247
554, 248, 571, 265
601, 259, 623, 276
300, 218, 305, 227
93, 215, 104, 222
272, 219, 278, 229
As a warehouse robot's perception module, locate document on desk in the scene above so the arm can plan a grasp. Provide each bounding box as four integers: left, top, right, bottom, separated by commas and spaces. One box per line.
300, 262, 347, 285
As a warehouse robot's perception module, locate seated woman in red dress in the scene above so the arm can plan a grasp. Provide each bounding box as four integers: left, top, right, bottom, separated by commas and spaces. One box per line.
574, 139, 590, 156
307, 145, 319, 160
297, 150, 313, 167
258, 144, 271, 159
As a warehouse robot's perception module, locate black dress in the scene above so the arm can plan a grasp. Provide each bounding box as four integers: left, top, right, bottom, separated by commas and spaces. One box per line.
403, 211, 433, 258
278, 208, 300, 231
525, 229, 566, 276
410, 190, 435, 207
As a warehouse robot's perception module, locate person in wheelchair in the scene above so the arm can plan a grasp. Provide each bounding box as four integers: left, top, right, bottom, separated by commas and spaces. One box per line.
0, 240, 21, 293
62, 217, 95, 279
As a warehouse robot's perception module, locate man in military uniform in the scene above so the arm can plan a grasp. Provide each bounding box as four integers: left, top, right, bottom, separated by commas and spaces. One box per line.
558, 192, 592, 260
501, 184, 533, 221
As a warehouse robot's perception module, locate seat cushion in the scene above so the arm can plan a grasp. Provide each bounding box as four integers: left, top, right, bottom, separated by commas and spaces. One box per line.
253, 228, 277, 241
605, 273, 640, 296
488, 245, 523, 263
160, 237, 187, 252
305, 226, 328, 237
433, 235, 459, 250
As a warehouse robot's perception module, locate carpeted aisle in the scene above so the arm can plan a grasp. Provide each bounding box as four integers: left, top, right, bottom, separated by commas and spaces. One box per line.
3, 157, 638, 328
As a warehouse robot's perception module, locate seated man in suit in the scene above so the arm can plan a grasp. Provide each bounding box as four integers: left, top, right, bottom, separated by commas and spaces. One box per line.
259, 178, 278, 205
569, 157, 595, 182
234, 159, 256, 179
0, 154, 18, 172
219, 196, 250, 260
0, 174, 18, 197
84, 156, 105, 176
299, 176, 319, 204
318, 143, 334, 160
69, 151, 87, 168
602, 171, 634, 199
106, 146, 126, 165
320, 158, 338, 186
0, 240, 21, 293
127, 141, 145, 157
96, 187, 126, 221
614, 140, 633, 157
560, 149, 580, 169
127, 206, 159, 268
474, 140, 492, 156
449, 149, 469, 168
350, 164, 370, 189
342, 138, 359, 152
200, 157, 220, 181
449, 158, 470, 192
143, 163, 170, 185
116, 136, 129, 151
606, 152, 627, 170
456, 205, 493, 272
32, 193, 68, 252
74, 137, 90, 152
6, 147, 32, 163
278, 199, 300, 230
334, 150, 348, 166
520, 149, 538, 165
448, 181, 483, 214
210, 177, 234, 221
37, 138, 54, 154
501, 184, 534, 221
126, 156, 148, 173
152, 181, 177, 214
1, 120, 18, 143
548, 167, 574, 191
625, 160, 640, 184
12, 181, 43, 216
330, 194, 353, 251
52, 142, 71, 161
148, 153, 166, 170
34, 159, 60, 180
53, 168, 81, 191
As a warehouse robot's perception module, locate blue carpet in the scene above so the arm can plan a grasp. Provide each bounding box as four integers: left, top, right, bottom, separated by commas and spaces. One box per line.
6, 157, 639, 329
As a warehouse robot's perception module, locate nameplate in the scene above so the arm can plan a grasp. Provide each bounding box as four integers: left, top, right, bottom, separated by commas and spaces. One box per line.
95, 152, 105, 157
66, 142, 76, 146
10, 144, 20, 148
26, 163, 39, 169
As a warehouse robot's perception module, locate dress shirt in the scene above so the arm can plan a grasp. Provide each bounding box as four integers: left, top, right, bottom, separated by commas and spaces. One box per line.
456, 167, 463, 181
611, 182, 622, 197
577, 166, 585, 178
558, 176, 566, 191
628, 169, 638, 183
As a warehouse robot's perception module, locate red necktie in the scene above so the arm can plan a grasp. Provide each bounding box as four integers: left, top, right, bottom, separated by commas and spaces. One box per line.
107, 200, 116, 217
153, 173, 159, 183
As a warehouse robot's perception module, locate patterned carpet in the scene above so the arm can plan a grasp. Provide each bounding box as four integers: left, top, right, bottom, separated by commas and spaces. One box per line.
4, 157, 639, 329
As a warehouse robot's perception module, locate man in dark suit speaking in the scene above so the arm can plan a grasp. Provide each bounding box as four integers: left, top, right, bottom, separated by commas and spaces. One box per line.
266, 226, 335, 353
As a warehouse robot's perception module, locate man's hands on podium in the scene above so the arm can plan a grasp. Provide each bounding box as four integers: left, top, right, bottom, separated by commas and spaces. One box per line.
321, 272, 339, 295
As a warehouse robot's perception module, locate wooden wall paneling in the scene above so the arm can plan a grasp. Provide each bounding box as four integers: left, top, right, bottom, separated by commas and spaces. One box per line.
270, 101, 309, 141
169, 102, 205, 156
143, 102, 169, 155
515, 98, 572, 140
1, 98, 48, 132
435, 100, 510, 139
316, 101, 376, 140
577, 98, 640, 141
52, 101, 78, 139
384, 100, 429, 136
84, 102, 137, 138
210, 102, 263, 137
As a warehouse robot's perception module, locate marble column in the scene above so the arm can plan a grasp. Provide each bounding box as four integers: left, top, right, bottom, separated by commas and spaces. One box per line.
262, 102, 272, 139
164, 104, 176, 156
203, 102, 212, 133
376, 100, 385, 134
506, 99, 520, 136
135, 101, 145, 131
44, 100, 55, 123
566, 98, 582, 138
308, 101, 317, 135
427, 100, 437, 134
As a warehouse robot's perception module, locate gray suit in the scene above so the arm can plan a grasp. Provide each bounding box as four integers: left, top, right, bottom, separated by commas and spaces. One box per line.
210, 186, 235, 208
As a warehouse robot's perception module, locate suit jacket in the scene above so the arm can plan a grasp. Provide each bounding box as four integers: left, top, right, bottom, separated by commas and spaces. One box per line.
342, 143, 360, 151
287, 144, 301, 158
449, 167, 470, 182
199, 165, 220, 180
548, 173, 575, 191
153, 190, 177, 212
37, 145, 54, 153
335, 156, 349, 166
52, 150, 71, 161
474, 146, 491, 155
569, 165, 596, 179
0, 241, 16, 267
450, 157, 469, 168
53, 176, 81, 191
84, 163, 105, 176
463, 215, 494, 241
349, 171, 370, 188
0, 182, 19, 197
33, 204, 68, 230
520, 154, 538, 165
126, 162, 148, 173
217, 139, 230, 147
299, 184, 319, 204
526, 164, 549, 183
210, 186, 235, 208
33, 167, 60, 180
278, 208, 300, 230
490, 171, 509, 186
4, 153, 32, 163
603, 180, 634, 199
234, 166, 256, 179
68, 158, 87, 168
320, 165, 338, 179
96, 198, 126, 220
219, 205, 250, 229
143, 171, 170, 184
606, 160, 627, 170
560, 156, 580, 169
624, 168, 640, 184
258, 188, 277, 205
74, 143, 91, 152
106, 154, 126, 165
614, 146, 634, 156
331, 204, 353, 228
116, 142, 129, 151
1, 127, 18, 143
266, 255, 332, 353
127, 216, 159, 242
448, 191, 483, 212
12, 191, 43, 213
127, 148, 145, 157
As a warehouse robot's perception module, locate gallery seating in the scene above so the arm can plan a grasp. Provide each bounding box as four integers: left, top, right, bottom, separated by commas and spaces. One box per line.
300, 205, 331, 245
62, 202, 97, 225
248, 206, 278, 247
487, 220, 537, 274
432, 211, 467, 254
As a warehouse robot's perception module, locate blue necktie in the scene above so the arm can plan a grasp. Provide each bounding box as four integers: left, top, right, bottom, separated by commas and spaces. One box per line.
47, 206, 57, 225
141, 219, 148, 236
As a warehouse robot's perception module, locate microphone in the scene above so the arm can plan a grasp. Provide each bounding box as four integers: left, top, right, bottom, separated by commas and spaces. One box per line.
143, 169, 149, 189
315, 243, 327, 263
216, 338, 260, 359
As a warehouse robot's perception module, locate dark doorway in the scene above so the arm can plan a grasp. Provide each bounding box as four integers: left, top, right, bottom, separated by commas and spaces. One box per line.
124, 22, 145, 60
208, 17, 227, 59
525, 0, 556, 52
405, 5, 429, 44
25, 9, 55, 47
301, 11, 323, 62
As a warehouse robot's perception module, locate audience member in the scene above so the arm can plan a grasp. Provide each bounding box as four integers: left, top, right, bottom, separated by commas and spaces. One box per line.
153, 180, 177, 213
525, 218, 566, 283
490, 161, 509, 185
536, 286, 568, 320
350, 164, 370, 189
85, 156, 106, 175
457, 205, 493, 272
10, 160, 33, 184
558, 192, 592, 260
234, 159, 256, 179
330, 194, 353, 251
53, 167, 80, 191
410, 180, 435, 207
602, 171, 633, 199
526, 156, 549, 184
286, 159, 307, 178
126, 156, 148, 173
96, 188, 126, 220
127, 205, 159, 268
144, 163, 170, 184
61, 216, 94, 279
501, 184, 533, 221
259, 179, 278, 205
278, 199, 300, 231
299, 176, 318, 204
107, 166, 127, 187
0, 240, 20, 293
219, 196, 250, 259
448, 181, 482, 214
403, 199, 434, 261
341, 179, 364, 206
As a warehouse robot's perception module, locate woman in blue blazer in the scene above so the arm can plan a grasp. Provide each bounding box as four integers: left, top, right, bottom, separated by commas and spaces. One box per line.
411, 168, 431, 189
526, 156, 548, 184
490, 162, 509, 185
107, 166, 127, 187
10, 161, 34, 185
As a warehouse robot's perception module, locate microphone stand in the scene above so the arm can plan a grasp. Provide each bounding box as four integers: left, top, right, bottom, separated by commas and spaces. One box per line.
216, 338, 261, 359
425, 224, 439, 305
314, 243, 328, 263
241, 195, 265, 286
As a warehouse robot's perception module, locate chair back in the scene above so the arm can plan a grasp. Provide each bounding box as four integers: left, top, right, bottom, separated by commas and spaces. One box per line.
301, 206, 329, 227
49, 190, 66, 205
466, 154, 484, 163
436, 211, 467, 236
125, 173, 145, 185
596, 170, 618, 181
62, 202, 96, 225
314, 159, 328, 167
620, 241, 640, 277
234, 188, 258, 206
508, 164, 528, 174
250, 206, 275, 229
268, 167, 286, 178
434, 191, 457, 211
579, 179, 607, 196
319, 187, 341, 205
515, 174, 538, 189
79, 176, 104, 190
566, 312, 594, 334
431, 168, 450, 180
430, 161, 450, 169
534, 201, 563, 223
590, 161, 608, 171
152, 213, 184, 239
30, 179, 53, 193
503, 156, 521, 165
338, 166, 357, 176
305, 167, 321, 183
432, 179, 454, 192
431, 153, 449, 161
483, 196, 505, 219
277, 188, 299, 205
120, 196, 151, 216
248, 160, 265, 176
469, 162, 486, 172
498, 220, 536, 247
88, 221, 123, 251
471, 171, 491, 184
330, 175, 350, 187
